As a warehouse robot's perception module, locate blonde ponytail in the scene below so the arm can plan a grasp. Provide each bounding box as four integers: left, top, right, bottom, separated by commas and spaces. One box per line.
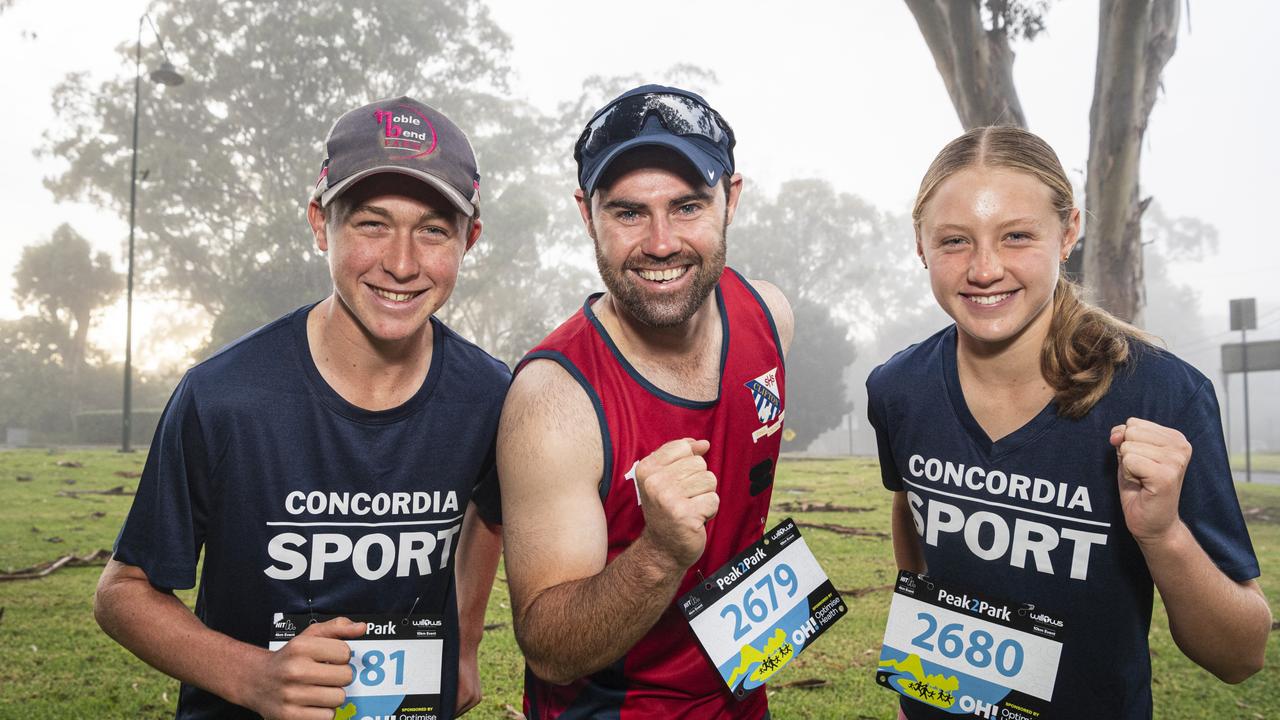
1041, 276, 1153, 418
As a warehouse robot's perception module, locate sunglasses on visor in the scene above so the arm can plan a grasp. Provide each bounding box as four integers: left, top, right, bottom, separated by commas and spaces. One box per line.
574, 91, 736, 163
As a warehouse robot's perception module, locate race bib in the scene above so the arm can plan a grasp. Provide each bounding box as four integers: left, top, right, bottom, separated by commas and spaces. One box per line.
678, 518, 846, 699
876, 571, 1065, 718
269, 613, 445, 720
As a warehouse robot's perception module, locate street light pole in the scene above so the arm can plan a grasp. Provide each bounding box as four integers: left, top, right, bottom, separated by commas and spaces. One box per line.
122, 14, 183, 452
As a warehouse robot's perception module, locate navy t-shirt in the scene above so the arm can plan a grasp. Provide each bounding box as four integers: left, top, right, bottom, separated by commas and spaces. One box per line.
114, 304, 510, 719
866, 325, 1259, 720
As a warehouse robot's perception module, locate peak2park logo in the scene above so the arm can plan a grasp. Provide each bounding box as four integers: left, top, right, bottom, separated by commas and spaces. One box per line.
937, 588, 1011, 622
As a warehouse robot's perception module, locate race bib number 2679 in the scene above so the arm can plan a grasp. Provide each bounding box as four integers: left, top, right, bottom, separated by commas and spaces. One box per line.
678, 518, 846, 699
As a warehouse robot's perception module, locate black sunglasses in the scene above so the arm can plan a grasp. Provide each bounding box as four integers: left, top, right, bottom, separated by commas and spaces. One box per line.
574, 91, 736, 163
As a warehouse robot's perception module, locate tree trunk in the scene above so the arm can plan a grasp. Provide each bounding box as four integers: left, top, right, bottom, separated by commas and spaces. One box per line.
1084, 0, 1179, 324
904, 0, 1027, 129
67, 309, 90, 419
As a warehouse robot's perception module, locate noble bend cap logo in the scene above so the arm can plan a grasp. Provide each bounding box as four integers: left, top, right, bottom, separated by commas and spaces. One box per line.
374, 105, 438, 158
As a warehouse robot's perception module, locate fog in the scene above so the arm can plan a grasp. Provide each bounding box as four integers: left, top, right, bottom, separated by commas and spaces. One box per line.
0, 0, 1277, 459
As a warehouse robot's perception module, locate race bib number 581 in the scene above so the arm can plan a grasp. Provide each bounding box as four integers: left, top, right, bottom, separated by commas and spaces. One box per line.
270, 613, 444, 720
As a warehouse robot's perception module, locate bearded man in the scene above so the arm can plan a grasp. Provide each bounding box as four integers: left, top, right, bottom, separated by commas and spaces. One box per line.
497, 85, 794, 719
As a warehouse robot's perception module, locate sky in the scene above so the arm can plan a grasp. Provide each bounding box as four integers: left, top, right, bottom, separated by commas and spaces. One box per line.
2, 1, 1278, 446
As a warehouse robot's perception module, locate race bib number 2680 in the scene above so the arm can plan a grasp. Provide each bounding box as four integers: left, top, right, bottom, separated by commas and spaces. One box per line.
876, 571, 1066, 718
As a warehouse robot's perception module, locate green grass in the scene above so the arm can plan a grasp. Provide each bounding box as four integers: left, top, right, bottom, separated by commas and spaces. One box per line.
0, 450, 1277, 718
1232, 452, 1280, 474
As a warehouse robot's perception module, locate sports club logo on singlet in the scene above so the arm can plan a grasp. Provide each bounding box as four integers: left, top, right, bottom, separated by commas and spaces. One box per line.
746, 367, 784, 443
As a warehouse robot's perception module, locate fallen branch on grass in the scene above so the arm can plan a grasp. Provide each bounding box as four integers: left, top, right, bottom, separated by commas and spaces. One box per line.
1244, 507, 1276, 523
773, 501, 874, 514
794, 521, 889, 539
836, 584, 894, 598
772, 678, 830, 690
0, 549, 112, 581
56, 485, 134, 498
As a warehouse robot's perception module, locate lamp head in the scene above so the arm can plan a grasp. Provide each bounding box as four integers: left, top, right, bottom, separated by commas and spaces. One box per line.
150, 61, 184, 86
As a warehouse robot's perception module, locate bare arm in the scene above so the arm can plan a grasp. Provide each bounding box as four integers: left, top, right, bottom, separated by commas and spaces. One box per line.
1113, 418, 1270, 683
95, 559, 363, 719
499, 360, 718, 685
1140, 523, 1270, 682
890, 491, 926, 574
452, 502, 502, 714
746, 277, 795, 358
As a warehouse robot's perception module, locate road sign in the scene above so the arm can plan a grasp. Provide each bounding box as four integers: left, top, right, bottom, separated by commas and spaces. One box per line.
1221, 340, 1280, 374
1230, 298, 1257, 331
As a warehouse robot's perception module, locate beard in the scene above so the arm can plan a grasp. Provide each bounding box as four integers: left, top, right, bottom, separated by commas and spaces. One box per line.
594, 229, 727, 329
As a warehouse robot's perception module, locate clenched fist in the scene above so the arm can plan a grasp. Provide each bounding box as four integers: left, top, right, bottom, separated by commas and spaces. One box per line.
246, 616, 367, 720
635, 438, 720, 570
1111, 417, 1192, 546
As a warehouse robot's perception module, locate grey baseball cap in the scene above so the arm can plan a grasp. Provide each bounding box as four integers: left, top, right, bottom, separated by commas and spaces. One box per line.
312, 96, 480, 217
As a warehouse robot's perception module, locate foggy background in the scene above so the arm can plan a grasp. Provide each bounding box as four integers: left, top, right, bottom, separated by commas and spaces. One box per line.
0, 0, 1277, 458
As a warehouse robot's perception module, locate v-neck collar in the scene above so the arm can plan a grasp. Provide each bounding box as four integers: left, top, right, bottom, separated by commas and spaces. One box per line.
939, 325, 1059, 460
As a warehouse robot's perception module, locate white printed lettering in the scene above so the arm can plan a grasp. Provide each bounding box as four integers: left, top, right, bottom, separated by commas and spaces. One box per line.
925, 499, 965, 546
963, 510, 1010, 560
310, 534, 354, 580
435, 524, 461, 569
352, 533, 396, 580
1060, 527, 1108, 580
905, 455, 1092, 514
396, 532, 436, 576
351, 493, 370, 515
1009, 518, 1059, 574
264, 533, 307, 580
1008, 473, 1031, 500
264, 527, 463, 582
914, 497, 1110, 581
1067, 486, 1092, 513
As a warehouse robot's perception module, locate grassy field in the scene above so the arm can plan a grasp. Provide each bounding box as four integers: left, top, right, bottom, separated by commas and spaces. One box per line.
0, 449, 1277, 719
1232, 452, 1280, 474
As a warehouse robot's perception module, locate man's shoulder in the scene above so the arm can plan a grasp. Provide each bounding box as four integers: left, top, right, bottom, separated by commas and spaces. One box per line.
502, 351, 601, 455
508, 352, 591, 409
